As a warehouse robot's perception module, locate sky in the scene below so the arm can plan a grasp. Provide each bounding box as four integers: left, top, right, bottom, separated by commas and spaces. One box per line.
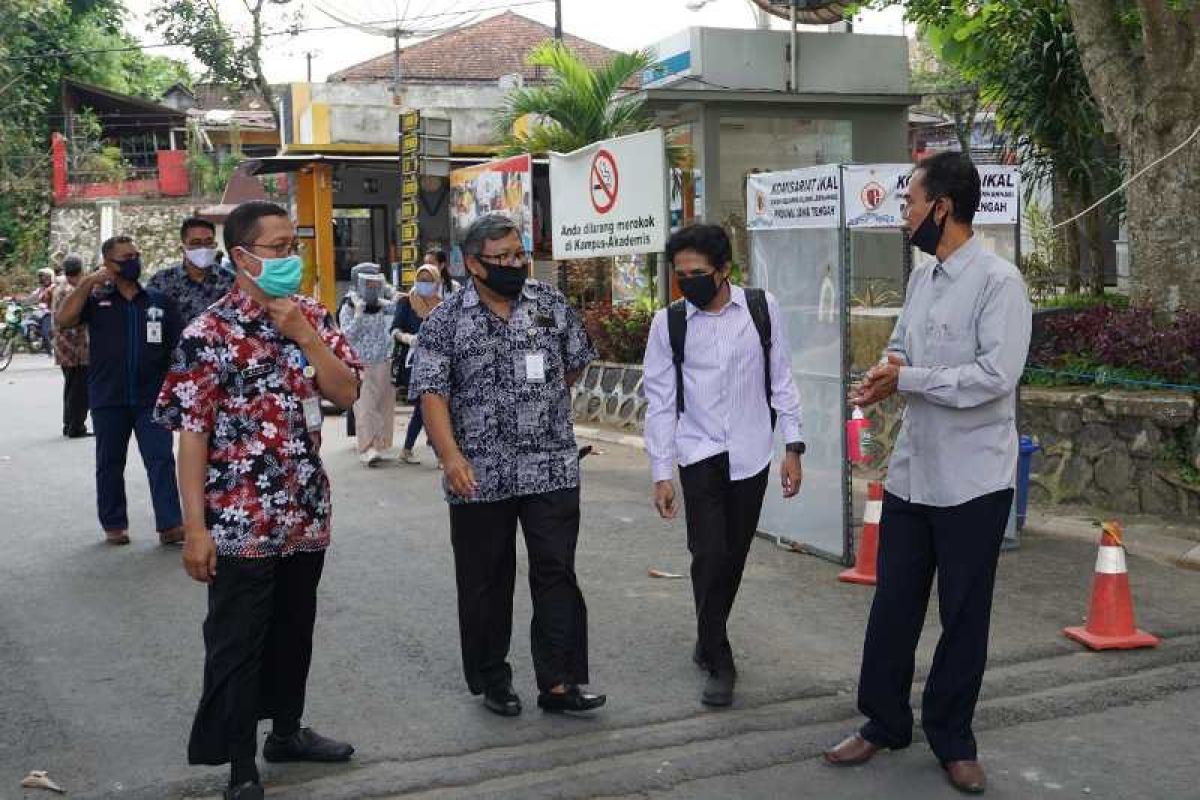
123, 0, 907, 86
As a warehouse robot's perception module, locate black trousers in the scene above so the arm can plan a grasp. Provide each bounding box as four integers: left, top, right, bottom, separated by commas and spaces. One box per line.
189, 551, 325, 766
678, 453, 770, 672
858, 489, 1014, 763
61, 365, 89, 436
448, 488, 588, 694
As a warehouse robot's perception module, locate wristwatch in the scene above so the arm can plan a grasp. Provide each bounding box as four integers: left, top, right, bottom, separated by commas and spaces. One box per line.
785, 441, 806, 455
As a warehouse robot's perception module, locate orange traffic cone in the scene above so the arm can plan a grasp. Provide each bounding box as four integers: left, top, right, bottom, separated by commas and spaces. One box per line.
1063, 521, 1159, 650
839, 481, 883, 585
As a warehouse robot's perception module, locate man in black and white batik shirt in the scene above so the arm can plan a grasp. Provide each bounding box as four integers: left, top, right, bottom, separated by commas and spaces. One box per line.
410, 213, 606, 719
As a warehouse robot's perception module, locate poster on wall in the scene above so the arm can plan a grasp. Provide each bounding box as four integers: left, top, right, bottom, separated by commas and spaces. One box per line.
550, 129, 667, 259
746, 165, 842, 230
448, 154, 533, 270
611, 253, 648, 305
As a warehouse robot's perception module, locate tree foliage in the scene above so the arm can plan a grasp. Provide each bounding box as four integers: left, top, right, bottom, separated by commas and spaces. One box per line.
495, 41, 657, 156
909, 40, 978, 155
152, 0, 301, 129
866, 0, 1200, 310
1065, 0, 1200, 312
0, 0, 192, 279
862, 0, 1119, 294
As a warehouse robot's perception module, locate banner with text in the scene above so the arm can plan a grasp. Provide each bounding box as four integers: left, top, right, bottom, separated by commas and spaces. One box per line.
843, 163, 911, 229
844, 162, 1022, 229
550, 129, 666, 259
974, 165, 1020, 225
746, 165, 841, 230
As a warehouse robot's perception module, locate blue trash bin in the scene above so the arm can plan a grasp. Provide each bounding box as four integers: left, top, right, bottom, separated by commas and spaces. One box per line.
1016, 435, 1041, 531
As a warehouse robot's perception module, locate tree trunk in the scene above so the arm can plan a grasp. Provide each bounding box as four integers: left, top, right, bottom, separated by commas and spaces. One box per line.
1081, 209, 1107, 296
1052, 171, 1082, 293
1122, 135, 1200, 310
1067, 0, 1200, 311
249, 0, 282, 132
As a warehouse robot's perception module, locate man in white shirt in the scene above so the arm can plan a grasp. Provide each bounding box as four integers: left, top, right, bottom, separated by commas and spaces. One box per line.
642, 224, 805, 707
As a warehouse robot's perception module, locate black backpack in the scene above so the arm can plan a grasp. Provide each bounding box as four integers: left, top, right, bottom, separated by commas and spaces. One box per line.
667, 287, 775, 427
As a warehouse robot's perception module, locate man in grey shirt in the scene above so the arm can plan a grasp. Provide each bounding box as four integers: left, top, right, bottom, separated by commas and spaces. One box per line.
824, 152, 1031, 795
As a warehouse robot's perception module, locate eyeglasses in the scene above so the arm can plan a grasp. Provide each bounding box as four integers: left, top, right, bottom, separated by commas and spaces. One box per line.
672, 266, 717, 279
478, 251, 530, 267
243, 240, 304, 257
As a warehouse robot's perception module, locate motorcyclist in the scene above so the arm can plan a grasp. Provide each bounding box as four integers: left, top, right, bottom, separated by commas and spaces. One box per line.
25, 268, 55, 353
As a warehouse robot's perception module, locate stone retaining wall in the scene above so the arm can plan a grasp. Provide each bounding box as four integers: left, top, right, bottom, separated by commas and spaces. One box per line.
572, 361, 647, 431
50, 199, 202, 273
1019, 387, 1200, 517
573, 363, 1200, 519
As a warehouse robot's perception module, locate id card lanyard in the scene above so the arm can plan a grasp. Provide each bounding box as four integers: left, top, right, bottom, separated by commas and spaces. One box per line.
295, 349, 323, 432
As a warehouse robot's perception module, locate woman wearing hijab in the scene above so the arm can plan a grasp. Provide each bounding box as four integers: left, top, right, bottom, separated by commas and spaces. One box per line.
339, 263, 398, 466
391, 264, 443, 465
424, 248, 460, 296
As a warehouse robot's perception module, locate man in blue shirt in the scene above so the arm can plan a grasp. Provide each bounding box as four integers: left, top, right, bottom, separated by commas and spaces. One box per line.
56, 235, 184, 546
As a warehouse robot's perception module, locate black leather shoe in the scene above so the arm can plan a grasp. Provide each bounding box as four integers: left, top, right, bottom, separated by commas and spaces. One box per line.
67, 430, 93, 438
262, 727, 354, 763
483, 684, 522, 717
702, 669, 736, 707
537, 685, 607, 713
224, 781, 264, 800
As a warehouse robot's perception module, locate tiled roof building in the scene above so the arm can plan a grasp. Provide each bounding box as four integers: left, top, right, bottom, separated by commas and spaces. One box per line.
328, 11, 627, 85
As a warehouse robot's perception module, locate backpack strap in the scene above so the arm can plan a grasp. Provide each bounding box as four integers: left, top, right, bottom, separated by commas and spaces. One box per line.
744, 288, 775, 428
667, 299, 687, 417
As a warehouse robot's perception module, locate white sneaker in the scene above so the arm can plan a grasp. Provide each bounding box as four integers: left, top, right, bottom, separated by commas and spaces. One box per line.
400, 448, 421, 465
360, 447, 381, 467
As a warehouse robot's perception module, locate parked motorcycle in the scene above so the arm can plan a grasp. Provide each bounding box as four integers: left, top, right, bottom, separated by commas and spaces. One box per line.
0, 298, 52, 371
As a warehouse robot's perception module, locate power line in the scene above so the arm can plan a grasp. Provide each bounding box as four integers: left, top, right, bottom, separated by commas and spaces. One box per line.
1048, 119, 1200, 231
1, 0, 552, 63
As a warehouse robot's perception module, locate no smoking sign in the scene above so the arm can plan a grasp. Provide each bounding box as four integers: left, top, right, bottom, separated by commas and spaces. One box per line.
590, 149, 619, 214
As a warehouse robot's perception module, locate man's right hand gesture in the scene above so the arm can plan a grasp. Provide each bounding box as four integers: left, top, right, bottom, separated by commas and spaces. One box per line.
654, 480, 678, 519
444, 452, 478, 498
182, 526, 218, 584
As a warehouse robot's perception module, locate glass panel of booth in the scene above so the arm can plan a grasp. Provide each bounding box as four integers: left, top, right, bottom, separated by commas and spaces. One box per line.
747, 162, 1023, 564
746, 164, 851, 562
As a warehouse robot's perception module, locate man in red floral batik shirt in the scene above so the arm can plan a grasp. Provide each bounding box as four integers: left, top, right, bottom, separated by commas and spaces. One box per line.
155, 201, 362, 800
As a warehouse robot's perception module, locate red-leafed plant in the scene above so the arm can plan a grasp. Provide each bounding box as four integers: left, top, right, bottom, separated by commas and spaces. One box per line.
1031, 306, 1200, 385
583, 303, 654, 364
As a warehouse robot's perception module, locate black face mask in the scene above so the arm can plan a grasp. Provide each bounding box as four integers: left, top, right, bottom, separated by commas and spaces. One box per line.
678, 271, 724, 309
115, 256, 142, 282
910, 199, 946, 257
475, 259, 528, 299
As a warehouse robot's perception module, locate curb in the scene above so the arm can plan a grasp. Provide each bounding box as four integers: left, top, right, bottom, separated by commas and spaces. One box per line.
573, 424, 646, 451
1024, 511, 1200, 571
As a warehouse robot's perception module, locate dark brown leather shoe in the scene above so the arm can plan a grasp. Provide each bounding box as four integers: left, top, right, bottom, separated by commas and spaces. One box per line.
104, 529, 130, 545
823, 733, 883, 766
158, 526, 185, 546
944, 760, 986, 794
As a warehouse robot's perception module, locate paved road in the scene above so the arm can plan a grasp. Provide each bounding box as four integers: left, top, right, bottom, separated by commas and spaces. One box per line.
1, 353, 1198, 799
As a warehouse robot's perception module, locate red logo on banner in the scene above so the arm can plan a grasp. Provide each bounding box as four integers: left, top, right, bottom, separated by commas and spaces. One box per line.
590, 149, 619, 214
861, 181, 887, 211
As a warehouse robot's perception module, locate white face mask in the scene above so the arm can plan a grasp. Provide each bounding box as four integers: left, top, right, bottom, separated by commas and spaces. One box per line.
185, 248, 218, 269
